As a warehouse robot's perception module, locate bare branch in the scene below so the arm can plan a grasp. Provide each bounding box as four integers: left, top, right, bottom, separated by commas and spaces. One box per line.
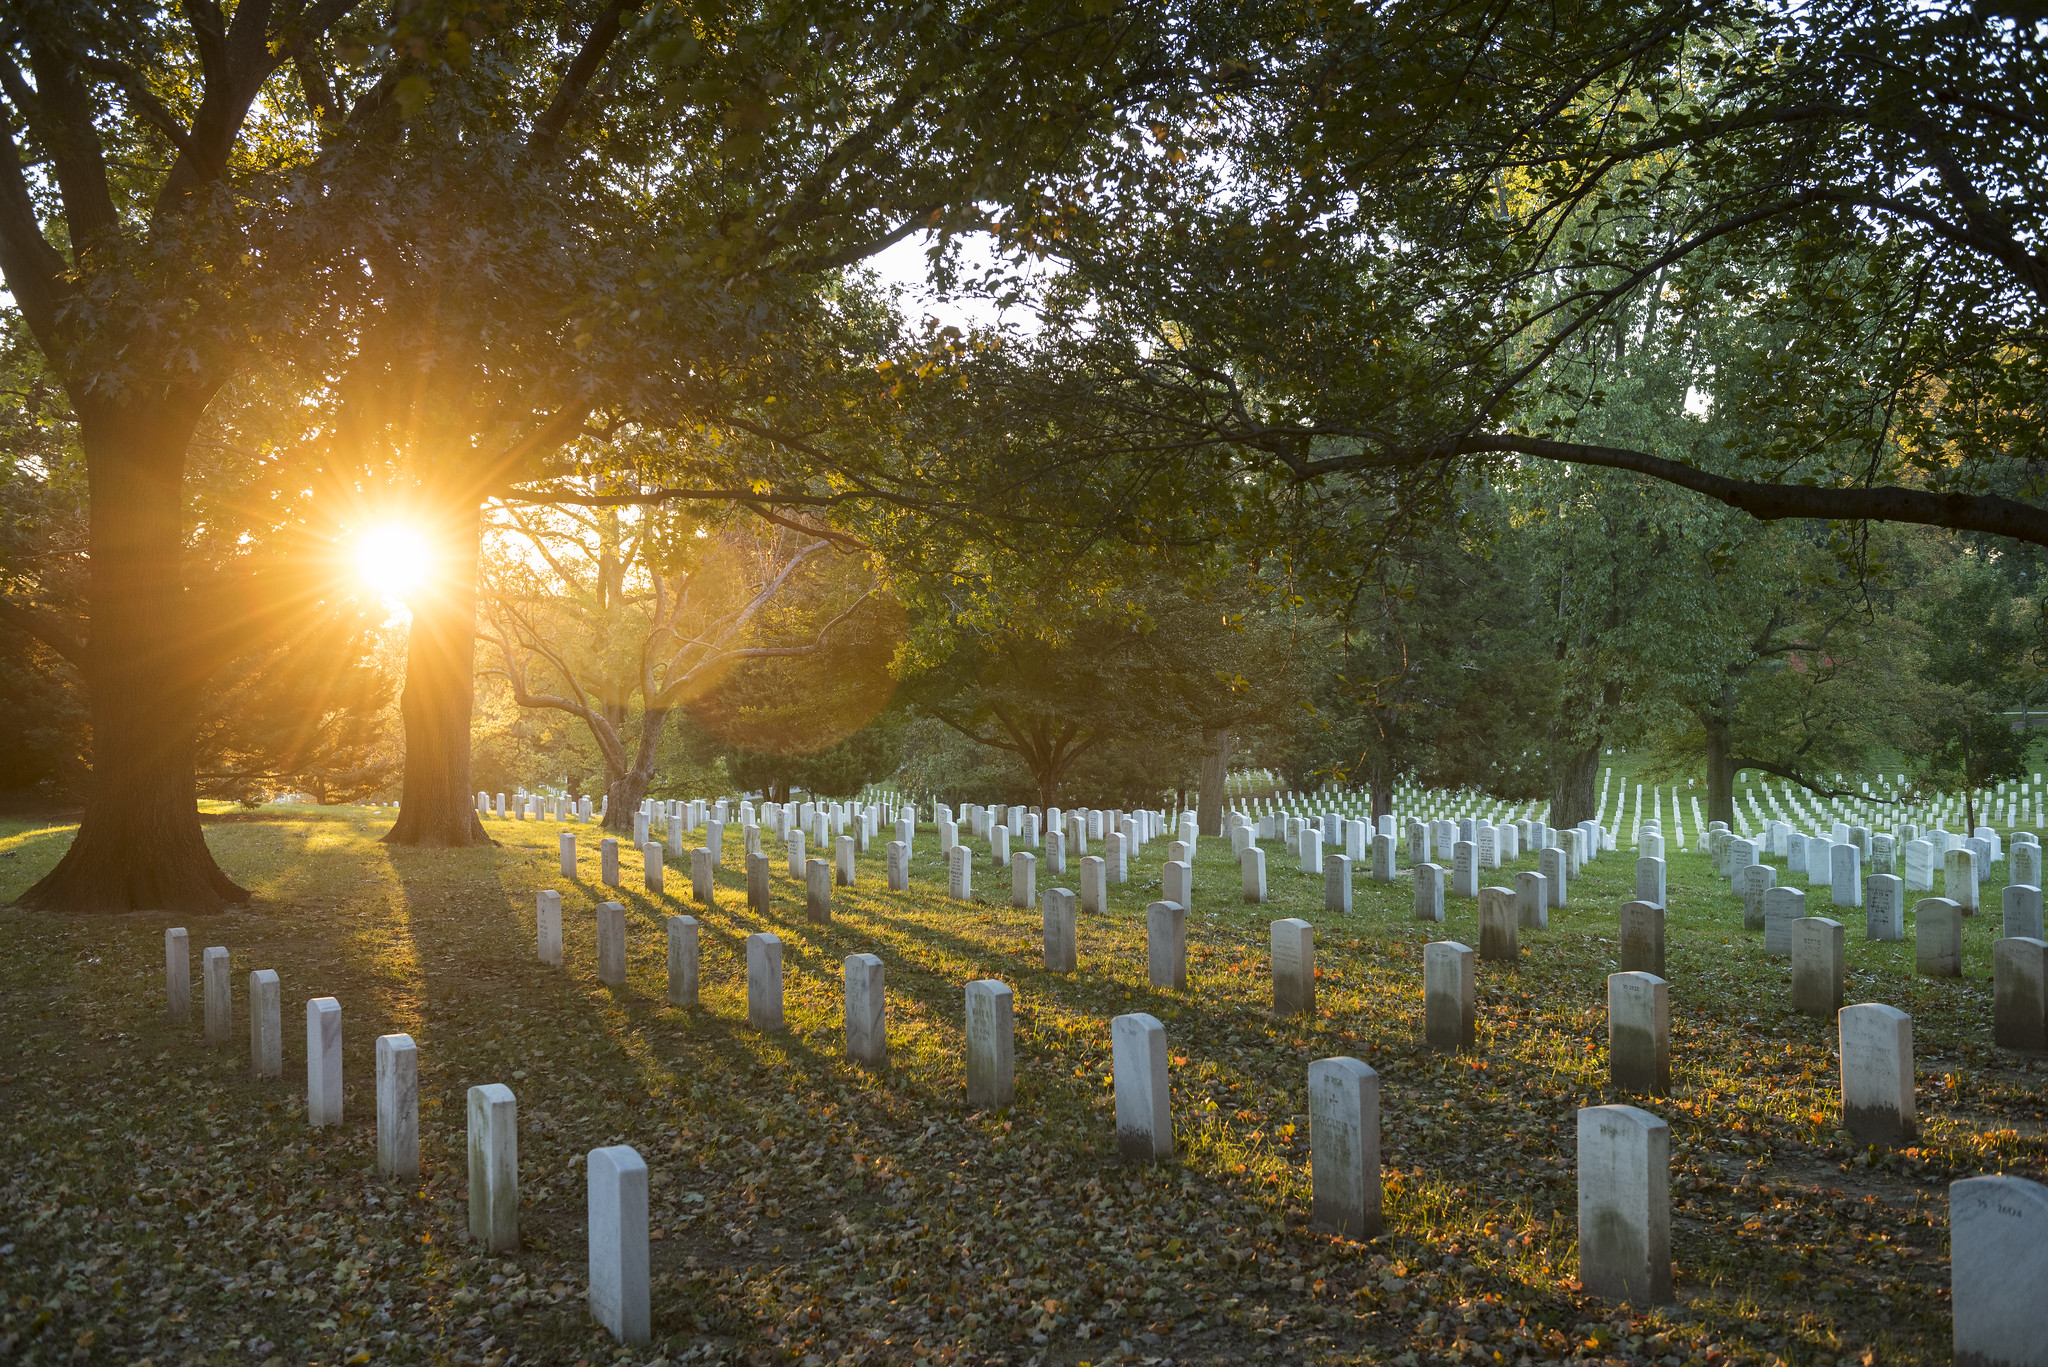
527, 0, 639, 157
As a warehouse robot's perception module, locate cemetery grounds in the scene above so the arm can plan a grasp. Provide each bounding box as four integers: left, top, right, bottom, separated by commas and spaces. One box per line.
0, 791, 2042, 1367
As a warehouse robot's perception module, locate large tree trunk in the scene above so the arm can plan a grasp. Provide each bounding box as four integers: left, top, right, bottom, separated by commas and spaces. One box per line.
19, 400, 250, 913
1703, 697, 1737, 828
383, 507, 490, 847
1368, 756, 1392, 822
1547, 743, 1601, 829
1196, 728, 1230, 836
604, 707, 669, 833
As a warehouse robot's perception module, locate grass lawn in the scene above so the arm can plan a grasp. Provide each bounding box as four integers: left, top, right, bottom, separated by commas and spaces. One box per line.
1, 804, 2042, 1367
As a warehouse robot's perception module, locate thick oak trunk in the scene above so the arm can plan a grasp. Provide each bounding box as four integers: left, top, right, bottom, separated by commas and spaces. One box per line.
383, 507, 490, 847
18, 400, 250, 913
1196, 728, 1230, 836
1703, 692, 1737, 827
1548, 743, 1601, 829
602, 708, 670, 833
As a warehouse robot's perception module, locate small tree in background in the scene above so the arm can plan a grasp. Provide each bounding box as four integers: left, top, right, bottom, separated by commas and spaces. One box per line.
480, 500, 884, 828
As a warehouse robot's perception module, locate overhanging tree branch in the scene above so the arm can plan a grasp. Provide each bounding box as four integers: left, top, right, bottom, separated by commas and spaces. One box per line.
0, 598, 87, 669
1733, 757, 1893, 803
1445, 435, 2048, 549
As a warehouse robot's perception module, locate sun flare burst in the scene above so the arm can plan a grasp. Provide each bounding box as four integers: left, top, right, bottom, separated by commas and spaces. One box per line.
353, 523, 433, 604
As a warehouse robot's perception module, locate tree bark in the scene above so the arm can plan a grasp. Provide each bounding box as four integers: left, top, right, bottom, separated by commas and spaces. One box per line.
1368, 757, 1392, 822
18, 399, 251, 913
1197, 728, 1230, 836
1703, 697, 1737, 827
1547, 744, 1601, 829
383, 507, 491, 847
603, 707, 670, 833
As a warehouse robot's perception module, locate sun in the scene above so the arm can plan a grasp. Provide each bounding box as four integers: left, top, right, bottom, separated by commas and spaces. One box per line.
354, 523, 434, 604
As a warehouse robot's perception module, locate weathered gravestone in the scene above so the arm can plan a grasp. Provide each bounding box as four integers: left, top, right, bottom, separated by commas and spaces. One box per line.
747, 932, 784, 1031
1763, 887, 1806, 957
1916, 898, 1963, 977
1107, 831, 1130, 884
204, 945, 231, 1047
1577, 1105, 1671, 1305
588, 1145, 651, 1344
1636, 856, 1666, 910
1449, 840, 1482, 901
1272, 918, 1315, 1016
1308, 1057, 1381, 1239
1619, 901, 1666, 978
1414, 862, 1445, 923
376, 1033, 419, 1179
1829, 842, 1862, 908
307, 997, 343, 1127
1043, 889, 1078, 971
945, 844, 974, 902
1727, 837, 1758, 882
1478, 886, 1519, 962
1324, 852, 1351, 913
1946, 847, 1981, 913
1424, 941, 1475, 1051
1539, 847, 1569, 908
2003, 883, 2044, 941
1950, 1174, 2048, 1367
596, 902, 627, 986
1994, 937, 2048, 1053
667, 916, 698, 1007
165, 927, 190, 1023
1742, 864, 1778, 932
1866, 874, 1905, 940
1791, 917, 1846, 1017
250, 969, 281, 1080
467, 1083, 520, 1252
1517, 871, 1549, 930
536, 889, 564, 965
1112, 1013, 1173, 1161
1013, 851, 1038, 910
806, 858, 833, 925
1903, 838, 1935, 892
2014, 841, 2043, 890
687, 847, 715, 906
1608, 972, 1669, 1096
844, 954, 887, 1067
1838, 1003, 1914, 1147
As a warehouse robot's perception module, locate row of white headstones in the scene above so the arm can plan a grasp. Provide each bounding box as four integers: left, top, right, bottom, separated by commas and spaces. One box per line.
162, 804, 2048, 1357
159, 927, 652, 1342
1286, 811, 2048, 1358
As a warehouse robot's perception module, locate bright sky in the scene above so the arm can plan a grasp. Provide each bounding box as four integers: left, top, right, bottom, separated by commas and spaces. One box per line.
864, 230, 1051, 337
